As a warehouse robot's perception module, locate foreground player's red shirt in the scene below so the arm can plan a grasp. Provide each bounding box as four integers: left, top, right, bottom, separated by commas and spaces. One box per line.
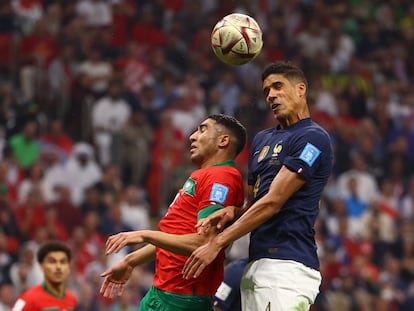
155, 160, 244, 296
12, 282, 77, 311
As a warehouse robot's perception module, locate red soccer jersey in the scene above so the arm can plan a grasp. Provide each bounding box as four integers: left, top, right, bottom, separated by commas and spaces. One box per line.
154, 160, 244, 296
12, 283, 77, 311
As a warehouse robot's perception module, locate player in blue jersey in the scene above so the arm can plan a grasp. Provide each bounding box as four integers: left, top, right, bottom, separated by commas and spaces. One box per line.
183, 61, 334, 311
213, 257, 248, 311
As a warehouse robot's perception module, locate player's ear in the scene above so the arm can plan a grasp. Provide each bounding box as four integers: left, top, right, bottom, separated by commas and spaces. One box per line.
218, 134, 230, 148
297, 82, 306, 97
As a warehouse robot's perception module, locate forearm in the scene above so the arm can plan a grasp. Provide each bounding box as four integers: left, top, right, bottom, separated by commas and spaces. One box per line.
143, 230, 211, 256
233, 185, 253, 219
216, 166, 305, 249
216, 197, 278, 249
124, 244, 156, 267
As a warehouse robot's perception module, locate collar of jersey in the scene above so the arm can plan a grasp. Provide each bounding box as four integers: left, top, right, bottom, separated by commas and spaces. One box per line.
213, 159, 236, 167
41, 281, 66, 299
276, 117, 312, 131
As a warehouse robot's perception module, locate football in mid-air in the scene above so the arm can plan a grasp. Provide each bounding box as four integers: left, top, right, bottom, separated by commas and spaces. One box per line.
211, 13, 263, 66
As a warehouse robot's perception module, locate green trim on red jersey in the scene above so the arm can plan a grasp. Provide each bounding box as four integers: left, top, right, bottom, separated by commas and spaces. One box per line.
198, 203, 223, 220
41, 281, 67, 299
213, 159, 236, 167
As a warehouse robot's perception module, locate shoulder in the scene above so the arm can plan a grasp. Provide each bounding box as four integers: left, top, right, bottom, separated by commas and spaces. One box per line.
194, 165, 241, 178
20, 284, 43, 297
292, 120, 332, 148
253, 128, 274, 140
14, 285, 43, 308
66, 288, 78, 302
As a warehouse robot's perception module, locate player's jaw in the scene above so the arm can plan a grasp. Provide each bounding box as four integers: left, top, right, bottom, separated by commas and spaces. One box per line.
189, 143, 202, 164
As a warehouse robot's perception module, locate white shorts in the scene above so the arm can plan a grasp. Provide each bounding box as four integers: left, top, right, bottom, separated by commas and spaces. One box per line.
240, 258, 321, 311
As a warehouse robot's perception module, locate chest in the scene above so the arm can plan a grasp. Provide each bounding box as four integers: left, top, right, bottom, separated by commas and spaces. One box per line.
250, 133, 291, 176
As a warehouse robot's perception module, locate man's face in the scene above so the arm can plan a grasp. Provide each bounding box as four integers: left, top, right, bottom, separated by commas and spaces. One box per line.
189, 118, 222, 167
262, 73, 304, 124
41, 251, 70, 285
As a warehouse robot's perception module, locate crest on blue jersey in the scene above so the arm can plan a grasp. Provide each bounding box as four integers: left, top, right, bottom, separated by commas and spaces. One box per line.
209, 183, 229, 204
258, 146, 270, 162
299, 143, 321, 167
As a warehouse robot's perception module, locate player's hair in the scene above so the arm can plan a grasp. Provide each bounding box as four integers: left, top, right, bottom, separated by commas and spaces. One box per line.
208, 114, 246, 156
37, 241, 72, 263
261, 61, 308, 90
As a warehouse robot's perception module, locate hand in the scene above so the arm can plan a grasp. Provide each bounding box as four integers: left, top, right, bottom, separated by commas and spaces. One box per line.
196, 206, 237, 234
105, 231, 146, 255
182, 239, 221, 279
100, 259, 133, 299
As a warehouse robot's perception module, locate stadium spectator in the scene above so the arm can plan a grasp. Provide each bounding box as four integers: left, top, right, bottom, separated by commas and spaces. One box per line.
119, 185, 151, 231
8, 120, 40, 170
62, 142, 102, 206
91, 80, 131, 166
75, 0, 112, 28
0, 281, 15, 310
78, 47, 113, 98
117, 108, 154, 187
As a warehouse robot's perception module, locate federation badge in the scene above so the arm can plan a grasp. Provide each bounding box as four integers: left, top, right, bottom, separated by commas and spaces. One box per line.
258, 146, 270, 162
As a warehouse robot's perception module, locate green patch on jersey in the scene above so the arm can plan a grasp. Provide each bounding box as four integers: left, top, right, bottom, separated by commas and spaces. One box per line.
182, 178, 196, 196
198, 204, 223, 220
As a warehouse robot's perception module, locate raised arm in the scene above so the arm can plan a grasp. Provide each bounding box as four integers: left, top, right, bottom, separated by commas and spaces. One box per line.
100, 244, 156, 298
105, 227, 219, 257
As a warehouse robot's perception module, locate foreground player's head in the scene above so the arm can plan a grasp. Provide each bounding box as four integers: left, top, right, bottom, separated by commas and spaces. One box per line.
189, 114, 246, 167
261, 61, 310, 128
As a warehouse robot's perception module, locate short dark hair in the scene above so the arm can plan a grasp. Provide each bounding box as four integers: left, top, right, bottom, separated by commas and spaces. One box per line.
261, 61, 308, 90
37, 241, 72, 263
208, 114, 246, 156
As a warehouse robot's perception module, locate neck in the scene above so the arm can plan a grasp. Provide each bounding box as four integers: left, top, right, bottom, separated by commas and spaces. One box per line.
199, 156, 233, 169
279, 107, 310, 128
44, 280, 65, 298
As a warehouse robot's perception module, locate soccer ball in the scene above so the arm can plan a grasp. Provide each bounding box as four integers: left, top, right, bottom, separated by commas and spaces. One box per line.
211, 13, 263, 66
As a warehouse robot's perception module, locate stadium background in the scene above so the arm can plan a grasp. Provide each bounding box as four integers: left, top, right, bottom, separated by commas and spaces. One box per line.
0, 0, 414, 310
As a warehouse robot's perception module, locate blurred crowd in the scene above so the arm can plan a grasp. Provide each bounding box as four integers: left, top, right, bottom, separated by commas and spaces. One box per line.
0, 0, 414, 310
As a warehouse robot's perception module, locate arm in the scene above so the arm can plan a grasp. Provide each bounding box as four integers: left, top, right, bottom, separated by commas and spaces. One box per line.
100, 244, 156, 298
105, 228, 218, 257
124, 243, 156, 267
216, 166, 304, 247
143, 230, 216, 256
183, 166, 305, 278
196, 186, 252, 234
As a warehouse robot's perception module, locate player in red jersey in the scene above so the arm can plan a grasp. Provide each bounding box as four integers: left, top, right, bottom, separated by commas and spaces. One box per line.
12, 241, 77, 311
100, 114, 246, 311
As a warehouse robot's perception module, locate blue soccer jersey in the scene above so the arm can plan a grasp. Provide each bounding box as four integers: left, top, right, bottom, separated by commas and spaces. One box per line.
247, 118, 333, 270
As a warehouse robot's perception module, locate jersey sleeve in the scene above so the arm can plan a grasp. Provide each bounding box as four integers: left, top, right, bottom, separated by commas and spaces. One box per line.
283, 128, 332, 181
12, 297, 35, 311
197, 168, 243, 220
